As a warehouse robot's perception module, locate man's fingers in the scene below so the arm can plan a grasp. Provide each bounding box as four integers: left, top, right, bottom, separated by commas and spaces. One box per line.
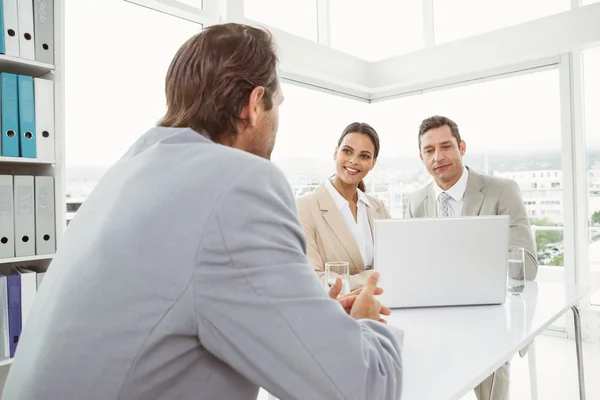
338, 295, 357, 311
361, 271, 380, 297
328, 277, 342, 299
380, 305, 391, 316
340, 286, 383, 300
378, 318, 388, 324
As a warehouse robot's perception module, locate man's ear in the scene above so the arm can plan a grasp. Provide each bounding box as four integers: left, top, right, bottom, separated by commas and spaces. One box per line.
241, 86, 265, 127
459, 140, 467, 156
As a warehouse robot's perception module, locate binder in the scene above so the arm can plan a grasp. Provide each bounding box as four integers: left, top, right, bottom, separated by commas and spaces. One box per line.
13, 175, 35, 257
0, 276, 10, 362
34, 78, 54, 160
1, 0, 19, 57
36, 272, 45, 289
0, 0, 5, 54
17, 0, 35, 60
5, 273, 21, 358
1, 73, 19, 157
18, 75, 36, 158
33, 0, 53, 64
13, 267, 36, 329
0, 175, 15, 258
35, 176, 55, 255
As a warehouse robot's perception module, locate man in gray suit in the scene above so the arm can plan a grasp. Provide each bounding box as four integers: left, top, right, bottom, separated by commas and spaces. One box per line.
406, 115, 537, 400
3, 24, 403, 400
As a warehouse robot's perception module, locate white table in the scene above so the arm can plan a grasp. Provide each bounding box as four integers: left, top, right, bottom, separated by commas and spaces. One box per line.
387, 282, 588, 400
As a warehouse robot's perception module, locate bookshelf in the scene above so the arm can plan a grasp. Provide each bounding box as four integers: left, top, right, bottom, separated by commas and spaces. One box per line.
0, 156, 54, 165
0, 0, 65, 384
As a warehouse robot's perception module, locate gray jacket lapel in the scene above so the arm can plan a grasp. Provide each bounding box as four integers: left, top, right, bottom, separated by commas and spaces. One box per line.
424, 185, 437, 217
463, 167, 485, 216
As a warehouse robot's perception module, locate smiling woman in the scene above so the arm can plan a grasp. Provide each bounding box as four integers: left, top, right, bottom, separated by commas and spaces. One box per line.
295, 122, 391, 292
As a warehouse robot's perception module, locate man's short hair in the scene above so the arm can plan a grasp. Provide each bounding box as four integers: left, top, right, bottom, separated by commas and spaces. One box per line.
418, 115, 461, 150
159, 23, 279, 144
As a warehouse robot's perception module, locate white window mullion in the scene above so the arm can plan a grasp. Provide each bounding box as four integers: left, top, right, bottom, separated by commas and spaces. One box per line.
559, 51, 591, 312
423, 0, 434, 47
569, 51, 591, 300
316, 0, 330, 46
559, 53, 579, 289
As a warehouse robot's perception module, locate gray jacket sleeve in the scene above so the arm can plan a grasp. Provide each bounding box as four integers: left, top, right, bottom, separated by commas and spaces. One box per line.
498, 180, 538, 280
193, 160, 404, 400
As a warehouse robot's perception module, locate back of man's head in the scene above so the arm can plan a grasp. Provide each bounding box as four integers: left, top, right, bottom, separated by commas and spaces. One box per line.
159, 23, 279, 144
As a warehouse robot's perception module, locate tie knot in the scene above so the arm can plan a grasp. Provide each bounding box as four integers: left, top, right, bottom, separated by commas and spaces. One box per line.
439, 192, 451, 202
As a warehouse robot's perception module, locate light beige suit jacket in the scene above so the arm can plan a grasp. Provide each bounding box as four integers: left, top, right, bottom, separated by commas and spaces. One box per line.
296, 183, 391, 290
406, 167, 538, 281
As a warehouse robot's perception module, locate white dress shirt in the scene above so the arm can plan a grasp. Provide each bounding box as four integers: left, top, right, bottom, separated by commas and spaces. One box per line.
433, 167, 469, 217
325, 179, 374, 269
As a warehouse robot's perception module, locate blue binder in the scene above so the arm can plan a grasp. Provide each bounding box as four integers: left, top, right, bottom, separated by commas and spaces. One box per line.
1, 73, 19, 157
0, 1, 5, 54
18, 75, 36, 158
5, 274, 21, 358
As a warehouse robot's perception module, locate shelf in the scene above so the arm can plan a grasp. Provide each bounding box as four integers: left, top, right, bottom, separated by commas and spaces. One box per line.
0, 156, 55, 165
0, 255, 54, 265
0, 359, 12, 367
0, 54, 54, 77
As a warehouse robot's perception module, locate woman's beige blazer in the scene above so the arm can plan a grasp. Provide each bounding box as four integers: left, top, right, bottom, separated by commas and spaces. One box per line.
296, 183, 391, 290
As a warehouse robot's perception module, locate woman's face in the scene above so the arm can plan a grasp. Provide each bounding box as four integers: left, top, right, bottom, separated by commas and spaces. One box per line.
333, 132, 377, 187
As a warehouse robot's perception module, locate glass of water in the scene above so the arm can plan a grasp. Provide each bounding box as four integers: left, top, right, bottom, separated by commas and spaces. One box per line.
507, 246, 525, 295
325, 261, 350, 295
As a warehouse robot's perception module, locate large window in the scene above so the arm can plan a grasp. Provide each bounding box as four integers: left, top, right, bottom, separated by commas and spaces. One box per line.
583, 48, 600, 305
328, 0, 424, 61
243, 0, 318, 41
370, 69, 564, 270
271, 82, 370, 194
65, 0, 201, 197
433, 0, 570, 44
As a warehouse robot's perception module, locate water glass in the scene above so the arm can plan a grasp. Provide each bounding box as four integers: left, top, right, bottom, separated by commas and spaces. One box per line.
507, 246, 525, 295
325, 261, 350, 295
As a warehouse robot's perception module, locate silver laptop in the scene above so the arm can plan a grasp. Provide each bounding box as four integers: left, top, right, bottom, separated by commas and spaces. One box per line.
373, 215, 509, 308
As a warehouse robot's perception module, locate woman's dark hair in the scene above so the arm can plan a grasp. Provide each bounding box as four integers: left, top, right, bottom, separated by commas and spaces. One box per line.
336, 122, 380, 192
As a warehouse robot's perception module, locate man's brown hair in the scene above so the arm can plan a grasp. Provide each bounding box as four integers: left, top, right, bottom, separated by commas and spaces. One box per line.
159, 23, 279, 144
418, 115, 461, 150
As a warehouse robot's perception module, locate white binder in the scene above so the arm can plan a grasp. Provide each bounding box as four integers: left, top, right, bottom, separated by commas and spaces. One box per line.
14, 267, 37, 328
17, 0, 36, 60
34, 175, 55, 255
36, 272, 45, 289
2, 0, 19, 57
0, 175, 15, 259
13, 175, 35, 257
34, 78, 55, 160
0, 276, 9, 362
33, 0, 54, 64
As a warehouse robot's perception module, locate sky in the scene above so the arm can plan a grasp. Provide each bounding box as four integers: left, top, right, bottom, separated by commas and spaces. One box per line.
64, 0, 600, 171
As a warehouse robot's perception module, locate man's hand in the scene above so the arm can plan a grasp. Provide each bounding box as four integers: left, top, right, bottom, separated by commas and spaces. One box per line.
328, 274, 390, 323
350, 272, 389, 322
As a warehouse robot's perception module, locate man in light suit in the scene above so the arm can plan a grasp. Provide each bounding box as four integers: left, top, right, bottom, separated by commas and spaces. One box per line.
3, 24, 403, 400
406, 115, 537, 400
